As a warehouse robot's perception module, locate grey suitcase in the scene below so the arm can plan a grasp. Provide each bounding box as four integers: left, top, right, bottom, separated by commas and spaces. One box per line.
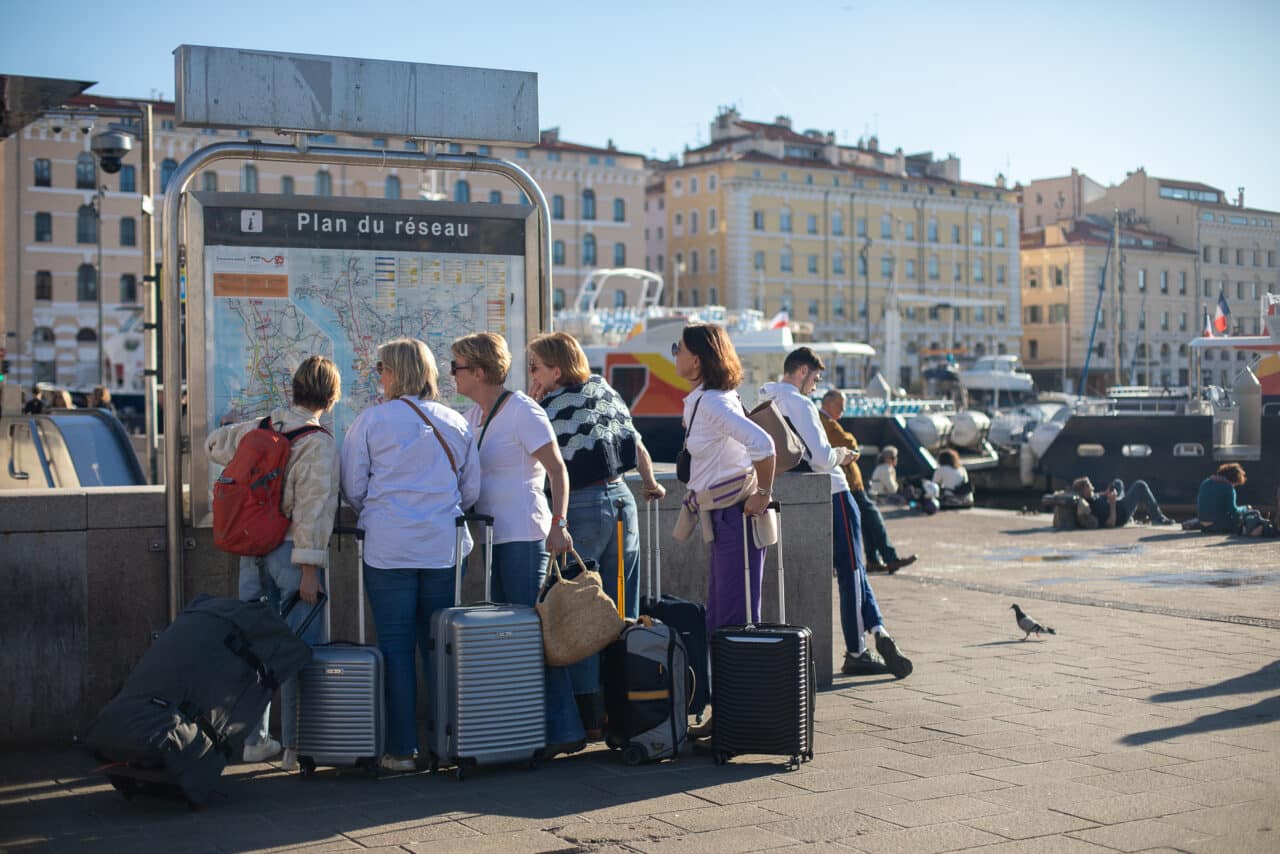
295, 527, 386, 777
427, 514, 546, 779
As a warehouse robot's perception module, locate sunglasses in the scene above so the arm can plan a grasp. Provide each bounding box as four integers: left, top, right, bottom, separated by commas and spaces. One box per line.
670, 341, 680, 356
375, 360, 385, 374
449, 360, 471, 375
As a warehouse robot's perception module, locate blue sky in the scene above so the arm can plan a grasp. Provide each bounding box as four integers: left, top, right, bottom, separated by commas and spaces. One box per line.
5, 0, 1278, 210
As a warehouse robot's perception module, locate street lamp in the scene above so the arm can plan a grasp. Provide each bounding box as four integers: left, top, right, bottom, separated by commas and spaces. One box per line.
859, 236, 872, 344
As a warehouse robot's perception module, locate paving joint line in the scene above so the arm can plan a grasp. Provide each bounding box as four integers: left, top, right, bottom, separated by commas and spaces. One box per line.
896, 575, 1280, 630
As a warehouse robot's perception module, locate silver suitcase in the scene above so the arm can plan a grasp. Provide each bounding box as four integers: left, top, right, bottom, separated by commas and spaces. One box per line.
427, 514, 546, 779
296, 528, 385, 776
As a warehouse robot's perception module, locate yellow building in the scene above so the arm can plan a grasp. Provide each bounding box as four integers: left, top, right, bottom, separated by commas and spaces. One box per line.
1020, 217, 1198, 394
0, 96, 648, 394
653, 109, 1023, 389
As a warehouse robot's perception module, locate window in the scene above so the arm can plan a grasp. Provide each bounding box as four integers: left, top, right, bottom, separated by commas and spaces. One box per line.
1025, 305, 1043, 323
973, 261, 984, 282
833, 252, 845, 275
552, 239, 565, 266
35, 271, 52, 301
807, 214, 818, 235
708, 174, 716, 190
77, 328, 98, 343
834, 297, 845, 318
241, 164, 258, 193
857, 254, 867, 276
1054, 266, 1064, 287
709, 248, 718, 272
904, 221, 915, 241
1049, 304, 1068, 323
953, 262, 962, 282
582, 234, 597, 265
315, 170, 333, 196
856, 217, 867, 238
690, 288, 700, 306
780, 248, 793, 272
35, 212, 52, 242
77, 263, 97, 302
120, 274, 137, 304
77, 205, 97, 244
709, 286, 719, 304
614, 242, 626, 266
1178, 271, 1187, 295
754, 251, 765, 271
385, 176, 402, 199
972, 222, 984, 245
547, 151, 561, 162
880, 214, 892, 239
995, 227, 1006, 248
119, 217, 136, 247
201, 171, 218, 192
160, 159, 178, 192
780, 209, 792, 232
708, 208, 717, 231
690, 177, 698, 194
1028, 340, 1039, 359
119, 165, 136, 193
808, 299, 820, 319
1160, 311, 1169, 331
552, 194, 565, 220
453, 179, 470, 203
881, 256, 894, 278
690, 251, 699, 273
753, 210, 765, 230
927, 218, 938, 242
952, 224, 961, 243
928, 255, 939, 280
76, 153, 96, 189
33, 326, 55, 344
808, 254, 819, 274
613, 289, 627, 308
34, 158, 51, 187
582, 189, 596, 220
613, 198, 625, 222
1236, 248, 1244, 265
690, 211, 698, 234
1137, 269, 1147, 292
903, 258, 915, 280
1218, 247, 1227, 263
832, 210, 843, 236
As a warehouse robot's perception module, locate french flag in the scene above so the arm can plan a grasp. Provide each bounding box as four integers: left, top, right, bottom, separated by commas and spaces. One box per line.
1202, 309, 1214, 338
768, 310, 789, 329
1213, 289, 1231, 334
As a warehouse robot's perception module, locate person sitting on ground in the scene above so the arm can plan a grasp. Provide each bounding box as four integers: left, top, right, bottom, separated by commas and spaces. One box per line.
931, 449, 974, 508
206, 355, 342, 771
869, 446, 902, 503
819, 390, 917, 573
1197, 463, 1267, 537
1071, 476, 1174, 528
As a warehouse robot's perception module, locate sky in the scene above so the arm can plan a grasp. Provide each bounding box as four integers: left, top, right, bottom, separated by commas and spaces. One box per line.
4, 0, 1279, 210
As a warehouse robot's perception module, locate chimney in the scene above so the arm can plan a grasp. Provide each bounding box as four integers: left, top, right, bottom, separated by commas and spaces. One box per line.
540, 127, 560, 145
775, 114, 792, 130
1238, 186, 1245, 207
607, 138, 616, 151
995, 172, 1007, 189
867, 135, 879, 152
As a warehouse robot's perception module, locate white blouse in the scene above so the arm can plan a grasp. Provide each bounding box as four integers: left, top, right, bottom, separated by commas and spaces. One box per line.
682, 386, 774, 494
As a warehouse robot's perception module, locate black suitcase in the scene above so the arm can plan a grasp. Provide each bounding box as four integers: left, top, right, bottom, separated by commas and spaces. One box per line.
638, 498, 710, 721
85, 593, 324, 806
710, 502, 815, 770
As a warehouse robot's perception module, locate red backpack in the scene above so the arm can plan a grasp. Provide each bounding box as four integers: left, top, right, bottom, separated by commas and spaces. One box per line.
212, 417, 328, 556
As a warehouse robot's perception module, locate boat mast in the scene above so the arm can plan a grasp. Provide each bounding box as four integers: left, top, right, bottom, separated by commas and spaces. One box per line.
1078, 213, 1118, 395
1112, 208, 1122, 387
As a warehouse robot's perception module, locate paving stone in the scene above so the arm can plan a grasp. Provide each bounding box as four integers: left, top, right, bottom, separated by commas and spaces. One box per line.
952, 837, 1116, 854
1072, 751, 1185, 773
653, 803, 784, 833
972, 759, 1105, 786
1181, 828, 1280, 854
629, 825, 800, 853
1067, 818, 1213, 852
405, 829, 575, 853
778, 765, 916, 793
552, 817, 681, 846
975, 780, 1112, 810
1076, 768, 1196, 795
963, 807, 1098, 840
351, 821, 481, 848
832, 821, 1005, 853
874, 772, 1011, 802
1161, 801, 1280, 836
1052, 792, 1202, 824
760, 811, 900, 843
1162, 778, 1279, 807
756, 788, 906, 819
857, 794, 1010, 828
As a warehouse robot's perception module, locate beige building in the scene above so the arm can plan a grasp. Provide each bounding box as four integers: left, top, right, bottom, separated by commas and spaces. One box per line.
1, 96, 648, 394
650, 108, 1022, 388
1020, 217, 1198, 393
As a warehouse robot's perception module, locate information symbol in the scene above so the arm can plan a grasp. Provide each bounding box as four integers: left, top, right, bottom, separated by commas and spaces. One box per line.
241, 210, 263, 233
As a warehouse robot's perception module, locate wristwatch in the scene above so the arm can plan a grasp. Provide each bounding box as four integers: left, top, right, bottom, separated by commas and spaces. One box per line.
551, 514, 568, 529
754, 487, 772, 497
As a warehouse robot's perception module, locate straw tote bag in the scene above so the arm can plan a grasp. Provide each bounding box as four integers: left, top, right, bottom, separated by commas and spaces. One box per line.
536, 550, 625, 667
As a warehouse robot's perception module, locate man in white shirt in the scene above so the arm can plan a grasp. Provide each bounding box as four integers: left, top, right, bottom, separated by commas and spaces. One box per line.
758, 348, 913, 679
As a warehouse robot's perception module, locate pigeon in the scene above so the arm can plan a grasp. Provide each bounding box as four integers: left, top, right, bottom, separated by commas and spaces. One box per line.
1011, 603, 1056, 640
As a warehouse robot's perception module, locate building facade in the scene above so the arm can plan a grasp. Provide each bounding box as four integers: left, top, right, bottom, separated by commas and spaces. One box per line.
0, 97, 648, 392
651, 109, 1023, 389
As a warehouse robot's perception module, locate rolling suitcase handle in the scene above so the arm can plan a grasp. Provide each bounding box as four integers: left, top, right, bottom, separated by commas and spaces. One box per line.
333, 525, 367, 643
280, 590, 329, 639
614, 498, 627, 618
454, 513, 495, 605
739, 500, 783, 627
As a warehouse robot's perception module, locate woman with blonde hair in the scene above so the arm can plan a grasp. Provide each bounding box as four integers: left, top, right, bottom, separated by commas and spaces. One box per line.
527, 330, 665, 733
340, 338, 480, 772
451, 331, 584, 756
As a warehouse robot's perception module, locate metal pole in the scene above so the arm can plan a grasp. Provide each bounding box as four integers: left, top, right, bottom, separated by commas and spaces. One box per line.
96, 186, 105, 387
161, 141, 553, 622
139, 105, 159, 483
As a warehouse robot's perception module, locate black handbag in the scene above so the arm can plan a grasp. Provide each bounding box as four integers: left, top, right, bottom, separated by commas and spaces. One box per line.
676, 396, 702, 483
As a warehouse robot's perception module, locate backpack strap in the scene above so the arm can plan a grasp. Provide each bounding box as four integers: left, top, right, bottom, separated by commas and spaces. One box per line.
477, 389, 512, 451
399, 398, 458, 475
282, 424, 329, 442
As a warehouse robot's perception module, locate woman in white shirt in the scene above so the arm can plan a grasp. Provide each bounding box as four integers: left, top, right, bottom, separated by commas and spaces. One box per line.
451, 332, 584, 757
340, 337, 480, 772
931, 448, 974, 508
672, 323, 776, 634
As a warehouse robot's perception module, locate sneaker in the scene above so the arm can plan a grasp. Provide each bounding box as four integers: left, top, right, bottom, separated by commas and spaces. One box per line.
841, 650, 889, 675
687, 716, 713, 739
379, 754, 417, 773
1154, 515, 1175, 526
876, 634, 914, 680
280, 748, 298, 772
242, 736, 282, 764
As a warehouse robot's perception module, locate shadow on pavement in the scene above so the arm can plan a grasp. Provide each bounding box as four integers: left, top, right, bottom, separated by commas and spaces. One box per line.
1148, 660, 1280, 703
1120, 693, 1280, 746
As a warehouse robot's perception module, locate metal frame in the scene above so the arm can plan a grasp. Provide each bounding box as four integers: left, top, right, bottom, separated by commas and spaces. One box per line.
161, 141, 553, 620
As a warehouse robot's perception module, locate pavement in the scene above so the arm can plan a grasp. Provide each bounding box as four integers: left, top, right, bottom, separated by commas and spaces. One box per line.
2, 508, 1277, 853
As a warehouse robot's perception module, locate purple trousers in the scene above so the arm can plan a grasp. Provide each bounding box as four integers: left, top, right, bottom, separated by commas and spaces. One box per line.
705, 503, 765, 634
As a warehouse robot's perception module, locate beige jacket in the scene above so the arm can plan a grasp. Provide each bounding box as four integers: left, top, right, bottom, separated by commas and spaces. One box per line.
207, 404, 339, 567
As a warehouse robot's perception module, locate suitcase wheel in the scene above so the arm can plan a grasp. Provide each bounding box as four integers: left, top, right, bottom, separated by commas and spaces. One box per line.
527, 758, 539, 771
298, 756, 316, 778
786, 754, 802, 771
622, 745, 646, 766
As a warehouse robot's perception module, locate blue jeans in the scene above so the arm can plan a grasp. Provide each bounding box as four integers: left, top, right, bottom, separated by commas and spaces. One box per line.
853, 489, 900, 565
1111, 479, 1167, 525
832, 491, 884, 655
362, 562, 454, 758
564, 481, 639, 709
238, 541, 326, 750
491, 540, 585, 746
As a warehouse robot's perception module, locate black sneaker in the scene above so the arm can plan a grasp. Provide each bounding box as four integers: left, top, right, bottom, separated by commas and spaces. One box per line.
842, 650, 889, 675
876, 634, 914, 680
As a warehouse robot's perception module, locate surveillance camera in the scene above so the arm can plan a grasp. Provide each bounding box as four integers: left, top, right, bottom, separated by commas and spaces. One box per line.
91, 130, 133, 174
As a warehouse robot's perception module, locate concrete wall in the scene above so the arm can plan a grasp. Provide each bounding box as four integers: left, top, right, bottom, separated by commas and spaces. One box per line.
0, 472, 834, 746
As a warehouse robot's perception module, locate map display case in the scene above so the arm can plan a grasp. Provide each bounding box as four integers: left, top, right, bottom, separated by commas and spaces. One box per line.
186, 192, 540, 527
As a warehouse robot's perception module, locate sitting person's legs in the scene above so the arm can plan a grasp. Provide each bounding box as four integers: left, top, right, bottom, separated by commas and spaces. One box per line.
1122, 479, 1172, 524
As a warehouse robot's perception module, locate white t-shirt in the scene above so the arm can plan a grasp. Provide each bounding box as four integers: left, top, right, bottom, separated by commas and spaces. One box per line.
465, 391, 556, 544
932, 464, 969, 491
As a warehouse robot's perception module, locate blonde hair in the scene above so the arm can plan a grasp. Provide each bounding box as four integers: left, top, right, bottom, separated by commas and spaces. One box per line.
379, 338, 438, 400
292, 355, 342, 410
452, 332, 511, 386
52, 389, 75, 408
92, 385, 112, 405
528, 331, 591, 386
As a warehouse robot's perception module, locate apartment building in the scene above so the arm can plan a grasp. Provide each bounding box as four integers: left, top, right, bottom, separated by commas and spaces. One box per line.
1, 96, 648, 390
651, 108, 1022, 389
1020, 217, 1198, 394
